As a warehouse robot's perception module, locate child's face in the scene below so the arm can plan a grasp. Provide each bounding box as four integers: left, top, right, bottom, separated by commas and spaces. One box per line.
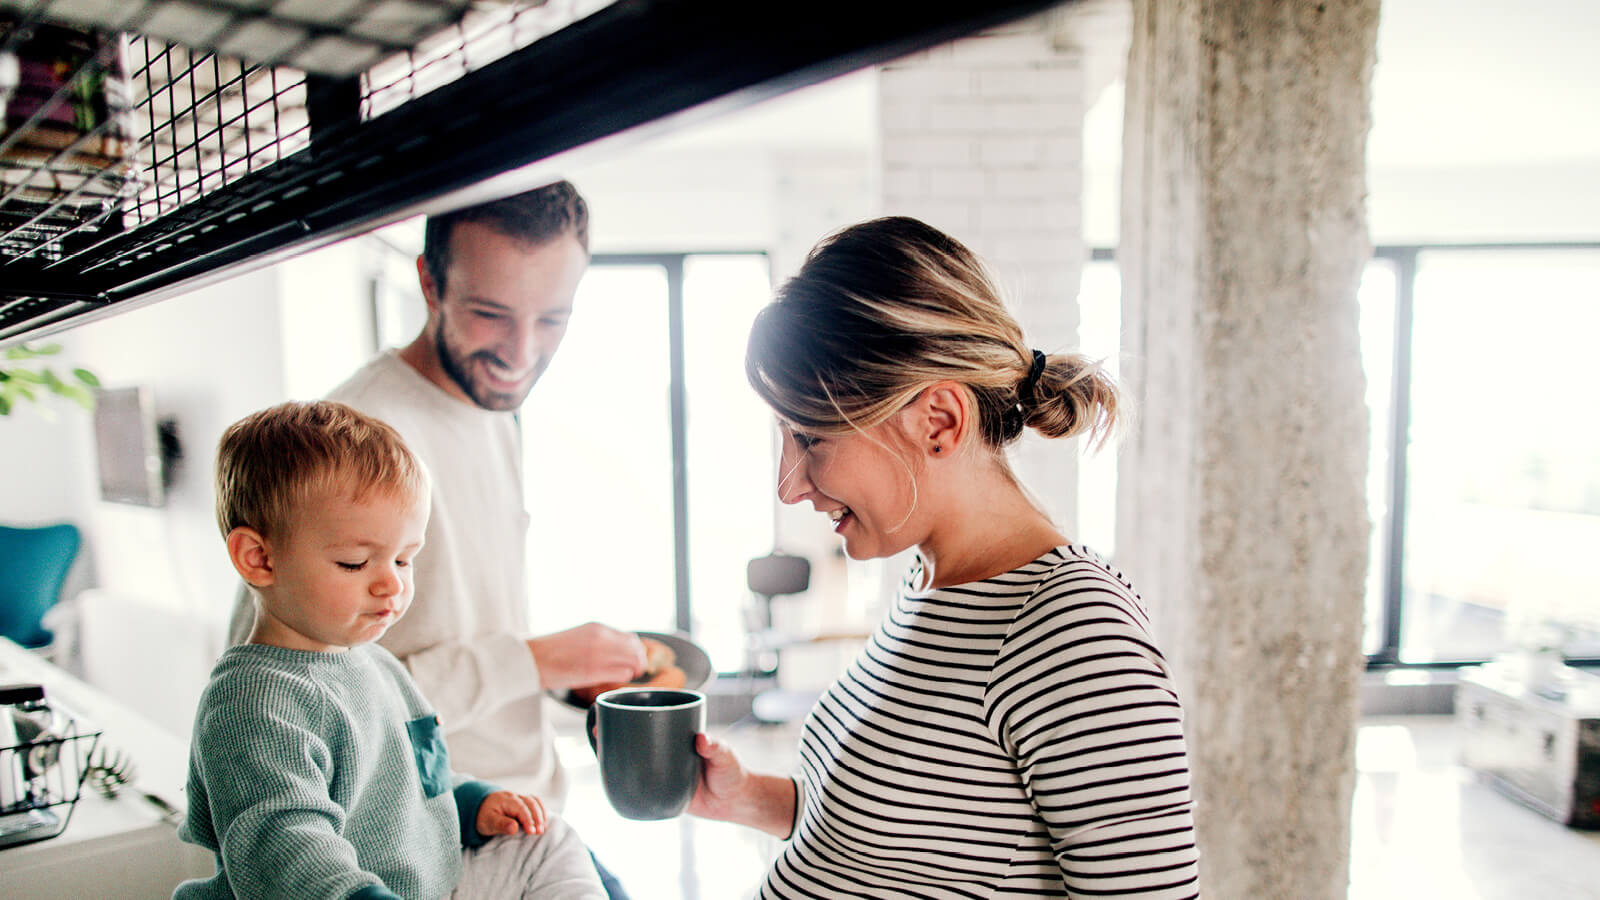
252, 486, 428, 652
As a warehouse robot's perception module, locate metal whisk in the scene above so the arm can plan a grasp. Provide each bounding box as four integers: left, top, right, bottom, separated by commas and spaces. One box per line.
86, 744, 136, 798
86, 744, 183, 825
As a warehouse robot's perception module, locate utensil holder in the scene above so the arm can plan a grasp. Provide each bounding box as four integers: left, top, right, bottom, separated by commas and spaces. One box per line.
0, 699, 100, 850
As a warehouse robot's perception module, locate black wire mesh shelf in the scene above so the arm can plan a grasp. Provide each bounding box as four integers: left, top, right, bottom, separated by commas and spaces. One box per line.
1, 0, 1063, 346
0, 715, 101, 850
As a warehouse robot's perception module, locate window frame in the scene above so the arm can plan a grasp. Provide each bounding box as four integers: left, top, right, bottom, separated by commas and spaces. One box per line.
1093, 243, 1600, 671
1367, 242, 1600, 670
588, 251, 773, 641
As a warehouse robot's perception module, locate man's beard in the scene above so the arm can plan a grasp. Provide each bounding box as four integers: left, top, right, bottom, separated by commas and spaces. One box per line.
434, 320, 540, 411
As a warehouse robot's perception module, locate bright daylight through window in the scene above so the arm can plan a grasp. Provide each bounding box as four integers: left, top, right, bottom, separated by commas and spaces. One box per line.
1087, 246, 1600, 668
522, 255, 774, 672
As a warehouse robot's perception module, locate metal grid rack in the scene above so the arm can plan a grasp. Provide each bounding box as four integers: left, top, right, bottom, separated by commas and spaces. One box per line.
0, 0, 1063, 346
0, 716, 100, 850
0, 0, 485, 76
0, 19, 138, 263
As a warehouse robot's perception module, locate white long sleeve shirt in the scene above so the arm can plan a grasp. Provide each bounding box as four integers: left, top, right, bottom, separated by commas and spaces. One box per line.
326, 350, 563, 807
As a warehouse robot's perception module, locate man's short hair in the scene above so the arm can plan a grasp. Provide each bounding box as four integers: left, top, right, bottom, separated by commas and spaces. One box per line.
422, 179, 589, 293
215, 400, 429, 541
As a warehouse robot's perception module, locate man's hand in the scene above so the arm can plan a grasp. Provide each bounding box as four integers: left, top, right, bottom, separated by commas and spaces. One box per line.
476, 790, 548, 837
526, 623, 647, 692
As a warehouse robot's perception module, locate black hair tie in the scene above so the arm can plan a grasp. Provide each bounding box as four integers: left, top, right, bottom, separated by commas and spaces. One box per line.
1001, 350, 1047, 441
1021, 349, 1047, 402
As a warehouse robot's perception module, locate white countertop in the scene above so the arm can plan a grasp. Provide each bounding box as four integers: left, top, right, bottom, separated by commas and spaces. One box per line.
0, 637, 213, 898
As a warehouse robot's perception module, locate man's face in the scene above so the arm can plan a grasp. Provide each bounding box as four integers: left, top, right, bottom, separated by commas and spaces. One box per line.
421, 220, 589, 411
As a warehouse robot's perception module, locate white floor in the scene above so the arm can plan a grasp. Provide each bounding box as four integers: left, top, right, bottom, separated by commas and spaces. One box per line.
1350, 715, 1600, 899
551, 710, 1600, 900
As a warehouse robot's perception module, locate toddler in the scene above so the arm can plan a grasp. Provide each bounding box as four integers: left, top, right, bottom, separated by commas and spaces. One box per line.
176, 400, 603, 899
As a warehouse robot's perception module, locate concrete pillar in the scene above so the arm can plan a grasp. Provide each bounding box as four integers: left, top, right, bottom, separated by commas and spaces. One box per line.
1117, 1, 1379, 897
877, 16, 1086, 528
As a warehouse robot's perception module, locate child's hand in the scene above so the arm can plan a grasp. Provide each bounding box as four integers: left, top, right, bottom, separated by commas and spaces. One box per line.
476, 790, 548, 837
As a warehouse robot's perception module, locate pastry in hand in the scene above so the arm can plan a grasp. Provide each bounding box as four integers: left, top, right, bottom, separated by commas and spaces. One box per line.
572, 637, 686, 705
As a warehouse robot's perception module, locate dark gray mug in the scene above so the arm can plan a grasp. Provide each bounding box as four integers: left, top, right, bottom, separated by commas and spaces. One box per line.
585, 688, 705, 820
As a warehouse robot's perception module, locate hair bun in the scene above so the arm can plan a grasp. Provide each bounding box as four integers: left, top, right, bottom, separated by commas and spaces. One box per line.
1021, 353, 1120, 445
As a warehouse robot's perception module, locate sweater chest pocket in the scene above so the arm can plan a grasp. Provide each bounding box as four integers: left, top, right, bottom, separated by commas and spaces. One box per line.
405, 715, 451, 798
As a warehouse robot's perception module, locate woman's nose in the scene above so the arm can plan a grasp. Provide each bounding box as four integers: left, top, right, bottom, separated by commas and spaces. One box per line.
776, 447, 810, 506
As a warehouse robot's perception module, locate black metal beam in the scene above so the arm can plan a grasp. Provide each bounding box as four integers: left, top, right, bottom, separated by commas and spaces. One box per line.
0, 0, 1066, 345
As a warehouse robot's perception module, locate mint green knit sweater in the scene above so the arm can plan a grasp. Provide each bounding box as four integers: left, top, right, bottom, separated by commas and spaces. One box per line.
176, 643, 497, 900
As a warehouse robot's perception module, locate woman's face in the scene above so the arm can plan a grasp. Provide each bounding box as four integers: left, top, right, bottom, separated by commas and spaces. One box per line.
775, 419, 924, 561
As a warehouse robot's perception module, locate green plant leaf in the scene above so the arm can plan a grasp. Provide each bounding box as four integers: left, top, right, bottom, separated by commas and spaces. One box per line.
73, 368, 101, 387
0, 394, 10, 416
42, 369, 66, 391
4, 343, 62, 360
8, 368, 46, 384
57, 383, 94, 409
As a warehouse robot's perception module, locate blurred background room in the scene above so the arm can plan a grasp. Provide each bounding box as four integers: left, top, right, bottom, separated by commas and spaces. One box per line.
2, 0, 1598, 897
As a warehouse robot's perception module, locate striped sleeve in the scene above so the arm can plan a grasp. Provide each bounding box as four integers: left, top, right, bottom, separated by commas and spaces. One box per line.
987, 558, 1200, 898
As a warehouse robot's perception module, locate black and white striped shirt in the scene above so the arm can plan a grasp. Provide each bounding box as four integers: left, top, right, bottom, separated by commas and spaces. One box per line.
761, 546, 1200, 899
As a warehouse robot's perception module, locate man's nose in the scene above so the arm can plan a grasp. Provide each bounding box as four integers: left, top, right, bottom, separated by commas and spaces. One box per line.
495, 319, 539, 370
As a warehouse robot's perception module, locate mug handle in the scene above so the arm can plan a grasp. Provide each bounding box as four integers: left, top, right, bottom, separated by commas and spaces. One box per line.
585, 703, 598, 754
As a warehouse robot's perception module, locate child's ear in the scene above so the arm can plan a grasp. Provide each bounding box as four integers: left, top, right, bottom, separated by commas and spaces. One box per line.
226, 527, 275, 587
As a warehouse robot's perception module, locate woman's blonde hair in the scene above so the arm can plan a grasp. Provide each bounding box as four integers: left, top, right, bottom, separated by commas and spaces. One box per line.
214, 400, 429, 540
746, 216, 1120, 451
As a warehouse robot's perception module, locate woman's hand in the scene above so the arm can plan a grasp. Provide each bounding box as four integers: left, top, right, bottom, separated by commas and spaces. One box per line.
689, 733, 796, 839
476, 790, 548, 837
688, 732, 748, 821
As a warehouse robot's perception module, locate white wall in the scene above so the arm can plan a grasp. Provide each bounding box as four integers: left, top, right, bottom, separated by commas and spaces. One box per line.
1367, 163, 1600, 244
279, 237, 379, 399
69, 267, 287, 625
0, 392, 96, 527
573, 149, 779, 252
0, 267, 286, 733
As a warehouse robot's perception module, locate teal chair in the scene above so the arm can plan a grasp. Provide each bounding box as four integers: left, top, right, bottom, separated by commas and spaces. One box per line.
0, 523, 82, 649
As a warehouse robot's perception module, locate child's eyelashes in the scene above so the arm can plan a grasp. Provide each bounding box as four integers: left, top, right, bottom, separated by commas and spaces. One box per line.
792, 432, 822, 451
336, 558, 413, 571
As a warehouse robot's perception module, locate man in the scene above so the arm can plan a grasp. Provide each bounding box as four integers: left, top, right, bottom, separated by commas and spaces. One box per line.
229, 181, 644, 895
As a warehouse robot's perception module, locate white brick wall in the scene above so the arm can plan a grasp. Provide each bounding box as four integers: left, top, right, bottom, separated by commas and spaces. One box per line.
877, 12, 1088, 530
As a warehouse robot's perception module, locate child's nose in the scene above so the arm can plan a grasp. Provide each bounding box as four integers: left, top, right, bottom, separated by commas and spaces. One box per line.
372, 566, 403, 596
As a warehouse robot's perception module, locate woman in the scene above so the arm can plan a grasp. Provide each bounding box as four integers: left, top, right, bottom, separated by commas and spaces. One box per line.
690, 217, 1200, 899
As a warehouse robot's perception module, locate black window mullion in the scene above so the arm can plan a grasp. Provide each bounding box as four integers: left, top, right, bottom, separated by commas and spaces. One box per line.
1374, 247, 1417, 667
665, 256, 691, 635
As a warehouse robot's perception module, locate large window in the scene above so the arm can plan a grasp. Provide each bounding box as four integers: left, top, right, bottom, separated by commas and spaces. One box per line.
522, 254, 775, 671
1077, 255, 1122, 555
1085, 244, 1600, 668
1378, 247, 1600, 664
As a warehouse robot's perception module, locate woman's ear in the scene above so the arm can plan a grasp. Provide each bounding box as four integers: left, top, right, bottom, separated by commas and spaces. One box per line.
911, 382, 971, 456
227, 527, 276, 588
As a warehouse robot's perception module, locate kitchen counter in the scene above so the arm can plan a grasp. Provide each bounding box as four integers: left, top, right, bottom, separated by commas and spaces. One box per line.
0, 637, 214, 898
